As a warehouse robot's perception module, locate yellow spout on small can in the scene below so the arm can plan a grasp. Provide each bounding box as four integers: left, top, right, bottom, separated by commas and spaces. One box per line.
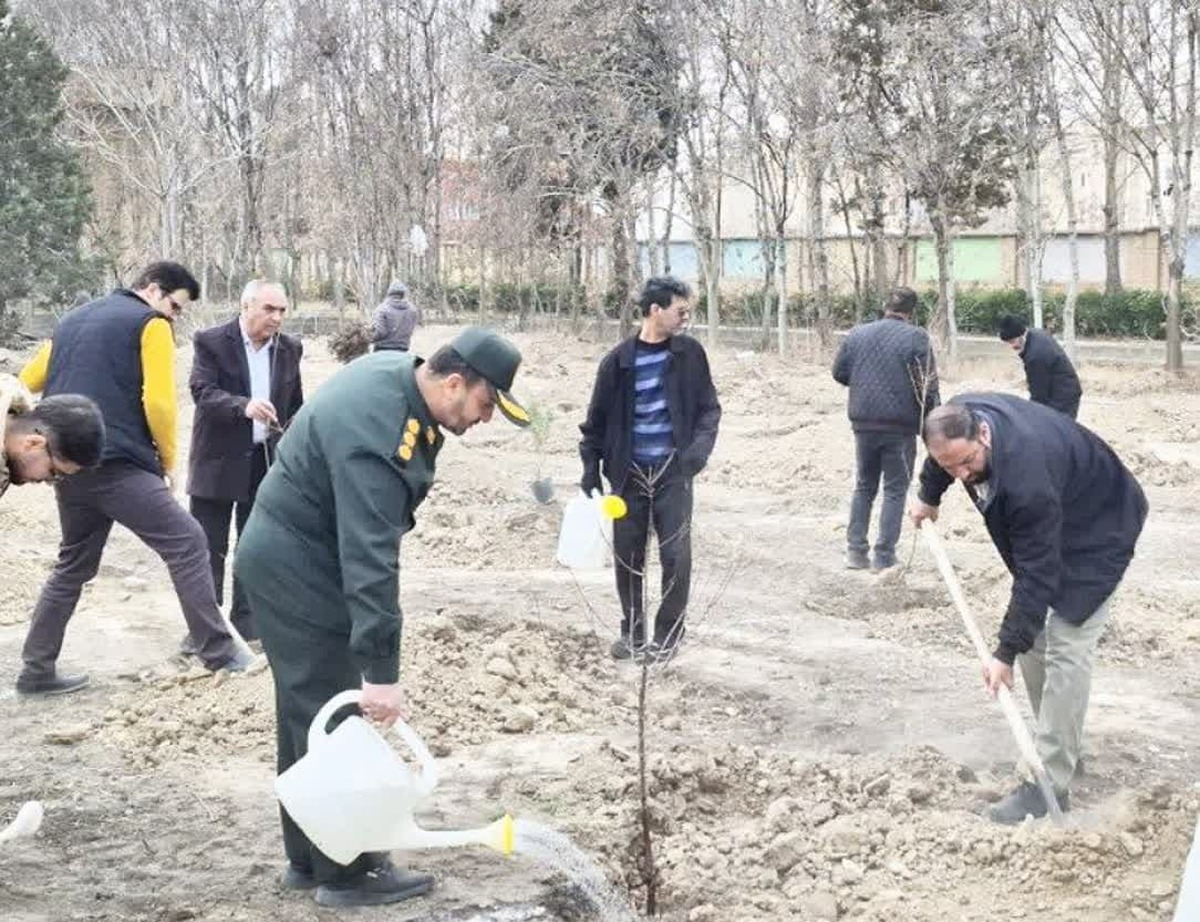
492, 813, 515, 856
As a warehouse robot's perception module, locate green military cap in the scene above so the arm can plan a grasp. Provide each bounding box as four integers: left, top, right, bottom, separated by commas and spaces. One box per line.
450, 326, 530, 427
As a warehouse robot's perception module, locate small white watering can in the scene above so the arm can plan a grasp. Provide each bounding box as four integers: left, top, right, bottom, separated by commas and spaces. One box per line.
275, 690, 514, 866
555, 489, 613, 570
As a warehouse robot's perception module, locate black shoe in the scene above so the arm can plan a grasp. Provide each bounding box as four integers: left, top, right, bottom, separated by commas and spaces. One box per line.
16, 669, 90, 696
871, 555, 896, 572
314, 865, 435, 908
280, 862, 316, 891
178, 633, 198, 657
845, 550, 870, 570
989, 781, 1070, 825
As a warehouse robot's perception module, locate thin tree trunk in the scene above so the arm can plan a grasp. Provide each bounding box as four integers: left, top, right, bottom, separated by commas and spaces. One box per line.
810, 162, 832, 347
774, 235, 787, 355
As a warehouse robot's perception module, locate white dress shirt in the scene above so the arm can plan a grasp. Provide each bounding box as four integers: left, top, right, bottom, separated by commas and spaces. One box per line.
240, 318, 272, 444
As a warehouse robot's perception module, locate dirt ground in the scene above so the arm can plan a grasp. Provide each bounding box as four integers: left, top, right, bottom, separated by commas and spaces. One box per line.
1, 323, 1198, 922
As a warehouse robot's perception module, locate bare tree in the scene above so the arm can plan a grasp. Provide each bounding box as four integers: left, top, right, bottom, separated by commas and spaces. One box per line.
1100, 0, 1196, 369
879, 0, 1017, 358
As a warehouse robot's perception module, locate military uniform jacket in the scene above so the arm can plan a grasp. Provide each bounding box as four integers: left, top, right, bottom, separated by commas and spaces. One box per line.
237, 351, 443, 683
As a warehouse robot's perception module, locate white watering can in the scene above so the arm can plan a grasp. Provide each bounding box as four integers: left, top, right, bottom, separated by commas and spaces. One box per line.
555, 489, 613, 570
275, 690, 514, 866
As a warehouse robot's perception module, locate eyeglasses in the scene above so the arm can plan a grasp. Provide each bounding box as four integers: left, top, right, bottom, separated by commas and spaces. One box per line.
43, 445, 67, 484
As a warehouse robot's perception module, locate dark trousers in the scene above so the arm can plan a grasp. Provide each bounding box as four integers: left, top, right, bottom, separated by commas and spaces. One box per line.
847, 431, 916, 566
237, 540, 380, 884
189, 451, 267, 639
21, 461, 238, 674
612, 461, 694, 646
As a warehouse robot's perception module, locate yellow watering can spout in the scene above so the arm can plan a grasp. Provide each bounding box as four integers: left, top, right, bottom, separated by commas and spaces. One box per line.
391, 813, 516, 855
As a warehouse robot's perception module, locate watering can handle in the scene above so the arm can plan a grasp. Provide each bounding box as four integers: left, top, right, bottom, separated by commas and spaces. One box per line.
307, 690, 441, 796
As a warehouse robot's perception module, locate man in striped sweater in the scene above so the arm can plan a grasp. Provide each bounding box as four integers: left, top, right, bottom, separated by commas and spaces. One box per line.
579, 276, 722, 662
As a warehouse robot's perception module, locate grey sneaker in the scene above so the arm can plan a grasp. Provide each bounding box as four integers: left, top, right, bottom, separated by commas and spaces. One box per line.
315, 864, 434, 907
989, 781, 1069, 825
16, 669, 90, 696
845, 550, 870, 570
211, 646, 259, 674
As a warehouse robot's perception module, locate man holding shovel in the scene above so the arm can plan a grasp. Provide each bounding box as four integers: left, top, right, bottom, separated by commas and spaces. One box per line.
909, 396, 1147, 824
235, 327, 529, 907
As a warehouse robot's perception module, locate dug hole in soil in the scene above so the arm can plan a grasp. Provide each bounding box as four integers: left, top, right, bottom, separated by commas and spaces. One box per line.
1, 326, 1198, 922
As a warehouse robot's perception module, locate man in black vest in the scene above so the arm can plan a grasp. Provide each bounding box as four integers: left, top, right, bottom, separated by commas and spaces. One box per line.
15, 261, 254, 695
997, 315, 1082, 419
187, 280, 304, 643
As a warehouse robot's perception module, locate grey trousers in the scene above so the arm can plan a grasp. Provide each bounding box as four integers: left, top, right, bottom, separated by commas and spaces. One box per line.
1018, 598, 1113, 794
21, 461, 239, 674
847, 431, 916, 565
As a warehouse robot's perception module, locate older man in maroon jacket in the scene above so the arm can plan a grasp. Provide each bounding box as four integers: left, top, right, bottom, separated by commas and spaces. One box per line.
186, 280, 304, 643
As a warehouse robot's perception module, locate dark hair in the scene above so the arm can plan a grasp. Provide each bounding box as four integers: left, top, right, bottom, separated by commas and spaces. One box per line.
131, 261, 201, 302
883, 287, 918, 316
997, 315, 1027, 341
425, 346, 485, 386
922, 403, 980, 444
638, 276, 691, 317
17, 395, 106, 468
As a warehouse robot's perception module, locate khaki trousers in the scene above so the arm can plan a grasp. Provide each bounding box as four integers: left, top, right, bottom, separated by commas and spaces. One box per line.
1018, 597, 1112, 794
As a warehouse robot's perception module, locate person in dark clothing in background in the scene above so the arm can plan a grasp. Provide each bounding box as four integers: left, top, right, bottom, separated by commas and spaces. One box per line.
16, 261, 254, 695
579, 276, 722, 663
832, 287, 939, 571
370, 282, 420, 352
910, 395, 1146, 824
997, 315, 1082, 419
187, 280, 304, 645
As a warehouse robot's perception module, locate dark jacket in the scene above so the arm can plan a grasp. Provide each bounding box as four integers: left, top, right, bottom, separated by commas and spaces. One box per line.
1020, 329, 1081, 418
918, 393, 1147, 664
832, 315, 940, 434
579, 334, 721, 492
44, 289, 161, 474
187, 317, 304, 502
370, 295, 420, 352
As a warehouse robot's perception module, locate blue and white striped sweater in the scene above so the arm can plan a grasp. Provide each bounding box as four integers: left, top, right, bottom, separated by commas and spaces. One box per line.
632, 343, 673, 465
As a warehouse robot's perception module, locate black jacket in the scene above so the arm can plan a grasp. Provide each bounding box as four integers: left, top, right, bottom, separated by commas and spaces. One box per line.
832, 315, 940, 434
187, 318, 304, 502
1021, 329, 1081, 418
918, 393, 1147, 664
579, 334, 721, 492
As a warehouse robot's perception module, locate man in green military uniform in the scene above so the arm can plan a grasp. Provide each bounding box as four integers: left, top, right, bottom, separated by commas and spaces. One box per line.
235, 327, 529, 908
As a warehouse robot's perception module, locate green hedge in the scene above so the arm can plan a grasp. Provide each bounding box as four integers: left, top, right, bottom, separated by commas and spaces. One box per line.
429, 283, 1175, 339
697, 287, 1175, 339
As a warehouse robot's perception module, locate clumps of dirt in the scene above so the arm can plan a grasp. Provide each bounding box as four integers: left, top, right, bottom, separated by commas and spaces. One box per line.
1123, 450, 1198, 487
94, 612, 637, 767
517, 742, 1195, 922
409, 489, 561, 571
1086, 367, 1200, 399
